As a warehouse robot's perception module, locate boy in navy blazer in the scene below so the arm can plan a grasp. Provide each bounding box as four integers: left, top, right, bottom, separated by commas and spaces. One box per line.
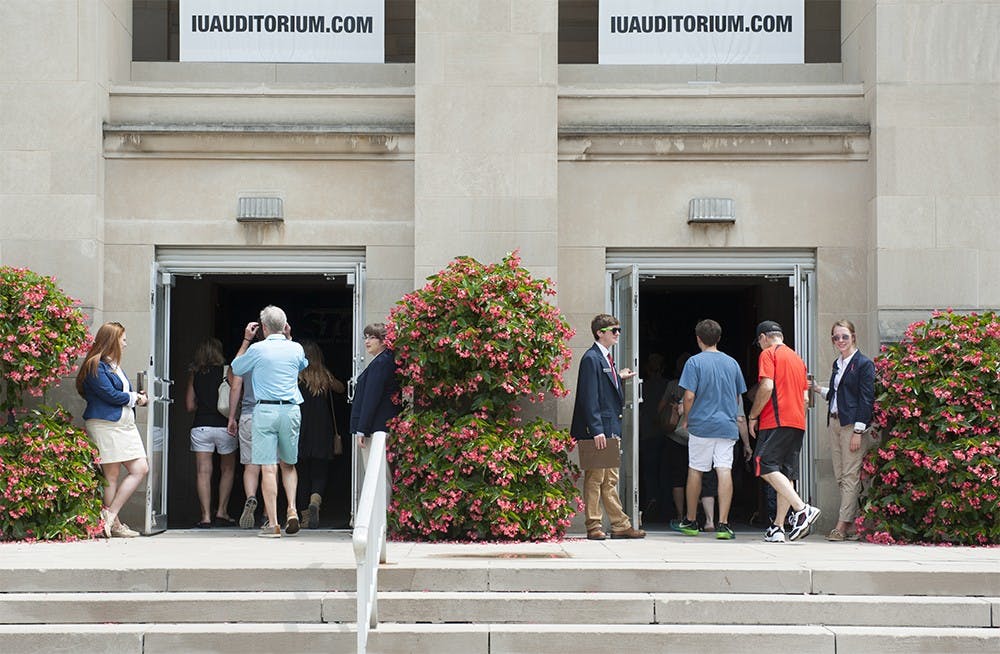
570, 314, 645, 540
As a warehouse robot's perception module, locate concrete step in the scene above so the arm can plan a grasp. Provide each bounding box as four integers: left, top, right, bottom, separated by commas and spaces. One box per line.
1, 591, 996, 628
1, 623, 998, 654
3, 562, 998, 596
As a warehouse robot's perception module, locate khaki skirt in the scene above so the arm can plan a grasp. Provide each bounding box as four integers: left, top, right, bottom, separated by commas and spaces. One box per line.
86, 408, 147, 464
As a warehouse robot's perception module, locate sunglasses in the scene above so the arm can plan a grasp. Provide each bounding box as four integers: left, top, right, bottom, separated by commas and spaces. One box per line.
831, 334, 852, 342
599, 327, 622, 335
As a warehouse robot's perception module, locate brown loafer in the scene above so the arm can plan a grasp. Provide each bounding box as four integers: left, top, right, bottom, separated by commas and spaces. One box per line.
587, 529, 607, 540
610, 527, 646, 539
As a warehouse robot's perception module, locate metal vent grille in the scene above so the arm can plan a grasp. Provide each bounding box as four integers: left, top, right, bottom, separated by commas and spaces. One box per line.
688, 198, 735, 224
237, 197, 283, 222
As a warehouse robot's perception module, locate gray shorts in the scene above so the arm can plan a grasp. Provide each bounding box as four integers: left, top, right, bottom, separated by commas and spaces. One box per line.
238, 414, 254, 465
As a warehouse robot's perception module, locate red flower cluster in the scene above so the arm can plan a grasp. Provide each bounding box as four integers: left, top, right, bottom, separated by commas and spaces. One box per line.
386, 251, 581, 541
861, 310, 1000, 545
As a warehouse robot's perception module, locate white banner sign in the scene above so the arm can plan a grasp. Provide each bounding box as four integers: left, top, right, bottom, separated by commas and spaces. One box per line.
180, 0, 383, 63
599, 0, 804, 65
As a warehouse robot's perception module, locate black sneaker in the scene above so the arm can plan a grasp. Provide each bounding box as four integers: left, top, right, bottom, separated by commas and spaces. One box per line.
677, 519, 700, 536
788, 504, 821, 542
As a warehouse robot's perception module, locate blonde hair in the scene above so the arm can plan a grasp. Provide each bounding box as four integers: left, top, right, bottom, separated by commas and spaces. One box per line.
189, 337, 225, 374
299, 341, 338, 397
75, 322, 125, 396
831, 319, 857, 345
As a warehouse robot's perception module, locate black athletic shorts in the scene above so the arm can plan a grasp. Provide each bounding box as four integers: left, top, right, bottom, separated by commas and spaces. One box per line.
754, 426, 803, 479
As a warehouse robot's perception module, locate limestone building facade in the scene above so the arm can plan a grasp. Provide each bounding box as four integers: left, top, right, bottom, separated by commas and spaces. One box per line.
2, 1, 997, 533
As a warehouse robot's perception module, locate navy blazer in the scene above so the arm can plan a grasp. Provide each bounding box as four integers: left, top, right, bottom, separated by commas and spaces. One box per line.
570, 343, 624, 440
81, 360, 134, 422
349, 348, 400, 435
824, 351, 875, 427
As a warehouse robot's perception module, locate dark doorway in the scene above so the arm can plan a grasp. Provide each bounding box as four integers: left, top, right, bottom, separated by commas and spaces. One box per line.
167, 274, 354, 530
637, 275, 795, 531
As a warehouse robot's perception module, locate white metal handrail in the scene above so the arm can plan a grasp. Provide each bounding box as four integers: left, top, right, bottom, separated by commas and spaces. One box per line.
352, 430, 388, 654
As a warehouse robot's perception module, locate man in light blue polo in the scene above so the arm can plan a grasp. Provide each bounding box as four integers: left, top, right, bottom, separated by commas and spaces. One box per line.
231, 305, 307, 538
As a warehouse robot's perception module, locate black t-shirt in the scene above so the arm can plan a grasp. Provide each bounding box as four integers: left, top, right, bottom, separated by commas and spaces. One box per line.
192, 365, 228, 428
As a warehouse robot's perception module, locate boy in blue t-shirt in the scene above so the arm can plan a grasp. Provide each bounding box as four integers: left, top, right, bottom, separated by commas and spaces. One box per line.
676, 319, 748, 540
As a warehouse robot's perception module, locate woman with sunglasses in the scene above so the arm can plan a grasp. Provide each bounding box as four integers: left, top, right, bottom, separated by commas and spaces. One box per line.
810, 320, 876, 541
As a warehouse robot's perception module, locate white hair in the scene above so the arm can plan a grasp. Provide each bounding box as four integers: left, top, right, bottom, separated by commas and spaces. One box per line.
259, 305, 287, 334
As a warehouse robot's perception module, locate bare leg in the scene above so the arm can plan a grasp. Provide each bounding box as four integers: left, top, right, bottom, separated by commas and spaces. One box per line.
279, 460, 298, 522
716, 467, 733, 524
762, 471, 805, 516
194, 451, 213, 523
243, 463, 261, 499
701, 496, 716, 530
216, 452, 236, 519
104, 458, 149, 525
260, 464, 279, 527
684, 469, 702, 522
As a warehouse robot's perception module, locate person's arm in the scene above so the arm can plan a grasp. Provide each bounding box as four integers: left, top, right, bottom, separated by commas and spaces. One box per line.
185, 373, 197, 413
330, 374, 346, 395
227, 375, 244, 436
87, 363, 135, 407
747, 377, 774, 438
230, 322, 260, 375
681, 389, 695, 429
578, 353, 608, 449
856, 356, 876, 431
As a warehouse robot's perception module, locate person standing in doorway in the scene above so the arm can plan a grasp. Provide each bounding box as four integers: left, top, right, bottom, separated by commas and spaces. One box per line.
638, 352, 669, 522
297, 340, 346, 529
351, 323, 400, 484
812, 319, 876, 541
747, 320, 820, 542
570, 314, 645, 540
185, 337, 237, 527
228, 361, 262, 529
675, 319, 747, 540
230, 306, 308, 538
76, 322, 149, 538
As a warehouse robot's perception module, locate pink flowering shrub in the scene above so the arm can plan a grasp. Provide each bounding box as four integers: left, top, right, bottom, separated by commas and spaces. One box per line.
0, 408, 104, 541
387, 252, 582, 541
861, 310, 1000, 545
0, 267, 101, 541
0, 267, 91, 409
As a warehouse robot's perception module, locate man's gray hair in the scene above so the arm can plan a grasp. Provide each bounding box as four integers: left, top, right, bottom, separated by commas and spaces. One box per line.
260, 305, 287, 334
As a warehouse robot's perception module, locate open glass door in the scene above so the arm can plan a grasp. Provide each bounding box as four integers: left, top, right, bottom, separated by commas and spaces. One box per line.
611, 265, 640, 527
348, 261, 366, 522
793, 265, 817, 504
144, 264, 173, 534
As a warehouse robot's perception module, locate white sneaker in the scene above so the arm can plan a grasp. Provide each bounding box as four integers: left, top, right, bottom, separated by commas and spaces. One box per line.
110, 523, 140, 538
239, 497, 257, 529
764, 524, 786, 543
788, 504, 821, 542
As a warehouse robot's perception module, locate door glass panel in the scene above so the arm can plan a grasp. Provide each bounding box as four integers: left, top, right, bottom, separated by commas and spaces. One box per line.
144, 266, 171, 534
612, 265, 640, 527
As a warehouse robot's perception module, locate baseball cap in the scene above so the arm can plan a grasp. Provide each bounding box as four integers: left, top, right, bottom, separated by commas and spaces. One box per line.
756, 320, 783, 337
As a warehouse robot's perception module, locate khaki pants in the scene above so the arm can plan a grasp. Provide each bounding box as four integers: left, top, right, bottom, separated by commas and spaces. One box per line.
829, 422, 871, 523
583, 466, 631, 533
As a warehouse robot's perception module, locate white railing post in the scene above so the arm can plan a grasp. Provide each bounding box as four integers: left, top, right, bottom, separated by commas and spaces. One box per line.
352, 430, 388, 654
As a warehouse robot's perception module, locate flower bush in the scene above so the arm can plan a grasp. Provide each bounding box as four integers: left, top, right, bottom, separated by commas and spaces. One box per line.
0, 266, 101, 541
0, 408, 104, 541
386, 251, 582, 541
861, 310, 1000, 545
0, 266, 91, 410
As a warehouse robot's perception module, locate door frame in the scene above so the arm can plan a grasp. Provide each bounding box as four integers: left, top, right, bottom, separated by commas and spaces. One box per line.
146, 247, 366, 533
606, 249, 818, 524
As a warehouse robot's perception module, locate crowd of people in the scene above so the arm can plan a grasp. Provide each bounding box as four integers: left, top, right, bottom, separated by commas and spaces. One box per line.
76, 306, 873, 542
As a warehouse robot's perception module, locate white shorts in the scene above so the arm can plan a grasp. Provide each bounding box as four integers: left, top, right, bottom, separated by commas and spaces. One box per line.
687, 433, 735, 472
190, 426, 238, 455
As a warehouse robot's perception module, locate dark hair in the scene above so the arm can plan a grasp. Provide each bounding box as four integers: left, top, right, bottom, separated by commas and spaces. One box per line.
590, 314, 619, 339
695, 319, 722, 347
189, 337, 225, 373
364, 323, 387, 340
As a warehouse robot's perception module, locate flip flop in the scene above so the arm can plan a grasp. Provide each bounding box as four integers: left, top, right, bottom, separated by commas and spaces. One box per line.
195, 521, 212, 529
214, 516, 236, 526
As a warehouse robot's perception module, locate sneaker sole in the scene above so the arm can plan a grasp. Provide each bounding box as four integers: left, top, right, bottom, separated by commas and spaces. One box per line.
239, 500, 256, 529
307, 503, 319, 529
716, 532, 735, 540
285, 515, 300, 535
788, 507, 821, 542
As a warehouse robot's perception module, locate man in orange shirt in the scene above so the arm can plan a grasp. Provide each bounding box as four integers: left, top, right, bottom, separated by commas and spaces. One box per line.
747, 321, 820, 542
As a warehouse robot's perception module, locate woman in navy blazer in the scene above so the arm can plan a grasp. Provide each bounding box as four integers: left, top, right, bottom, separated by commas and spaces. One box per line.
350, 322, 400, 456
810, 319, 875, 541
75, 322, 149, 538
